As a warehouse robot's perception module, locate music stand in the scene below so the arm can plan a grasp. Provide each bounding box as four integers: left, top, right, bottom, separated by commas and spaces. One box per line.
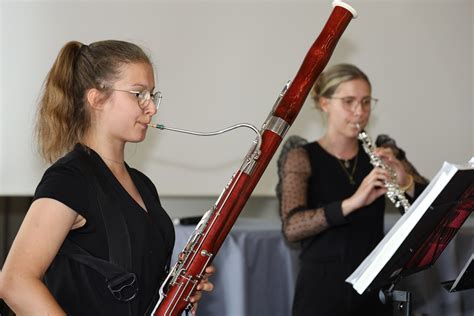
441, 253, 474, 293
346, 159, 474, 316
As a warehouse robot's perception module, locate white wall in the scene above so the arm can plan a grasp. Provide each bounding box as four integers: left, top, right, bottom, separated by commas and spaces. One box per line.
1, 1, 473, 208
0, 1, 3, 195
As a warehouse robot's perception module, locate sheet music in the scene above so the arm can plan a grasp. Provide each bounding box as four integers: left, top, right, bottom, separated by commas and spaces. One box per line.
346, 158, 474, 295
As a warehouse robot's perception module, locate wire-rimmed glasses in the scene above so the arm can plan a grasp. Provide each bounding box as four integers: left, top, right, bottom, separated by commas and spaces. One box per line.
329, 96, 378, 112
112, 89, 163, 111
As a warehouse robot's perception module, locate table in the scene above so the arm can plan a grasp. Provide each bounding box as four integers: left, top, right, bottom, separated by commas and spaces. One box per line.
172, 218, 298, 316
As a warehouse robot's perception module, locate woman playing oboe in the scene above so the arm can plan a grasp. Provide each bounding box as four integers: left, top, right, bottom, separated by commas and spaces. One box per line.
279, 63, 428, 316
0, 40, 214, 316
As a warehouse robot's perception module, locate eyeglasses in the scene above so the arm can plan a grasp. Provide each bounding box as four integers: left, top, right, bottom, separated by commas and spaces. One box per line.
329, 96, 378, 112
112, 89, 163, 111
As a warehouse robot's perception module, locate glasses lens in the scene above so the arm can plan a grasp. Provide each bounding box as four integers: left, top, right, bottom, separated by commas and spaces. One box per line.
369, 98, 378, 110
340, 97, 356, 111
137, 90, 151, 108
136, 90, 162, 110
361, 98, 372, 110
335, 97, 376, 112
152, 91, 163, 108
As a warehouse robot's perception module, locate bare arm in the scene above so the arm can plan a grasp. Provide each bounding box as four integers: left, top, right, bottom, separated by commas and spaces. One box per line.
0, 198, 78, 315
280, 148, 330, 242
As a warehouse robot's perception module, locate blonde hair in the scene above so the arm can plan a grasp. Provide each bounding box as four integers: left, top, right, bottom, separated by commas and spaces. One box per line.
36, 40, 152, 162
311, 63, 371, 110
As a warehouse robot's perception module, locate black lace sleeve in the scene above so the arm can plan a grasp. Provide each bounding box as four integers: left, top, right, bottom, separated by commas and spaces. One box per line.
277, 136, 331, 242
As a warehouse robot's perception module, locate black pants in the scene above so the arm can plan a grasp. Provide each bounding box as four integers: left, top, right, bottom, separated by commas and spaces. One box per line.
292, 260, 392, 316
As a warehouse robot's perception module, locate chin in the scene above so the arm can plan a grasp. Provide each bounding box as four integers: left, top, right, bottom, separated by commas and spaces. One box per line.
128, 133, 147, 143
346, 127, 359, 137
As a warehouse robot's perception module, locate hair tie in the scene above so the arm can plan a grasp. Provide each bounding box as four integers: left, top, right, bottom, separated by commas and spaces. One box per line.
75, 43, 92, 68
79, 44, 89, 54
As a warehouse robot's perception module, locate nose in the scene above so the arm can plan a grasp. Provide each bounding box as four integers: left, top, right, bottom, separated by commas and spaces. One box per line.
144, 102, 158, 116
352, 102, 364, 116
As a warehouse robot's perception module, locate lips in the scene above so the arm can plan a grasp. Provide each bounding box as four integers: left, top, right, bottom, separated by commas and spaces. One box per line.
137, 122, 149, 128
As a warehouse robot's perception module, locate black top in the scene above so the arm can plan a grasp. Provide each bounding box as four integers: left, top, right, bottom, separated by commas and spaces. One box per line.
34, 144, 175, 316
300, 141, 385, 269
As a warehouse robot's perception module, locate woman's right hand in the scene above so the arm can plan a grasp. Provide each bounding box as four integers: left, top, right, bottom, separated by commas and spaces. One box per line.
342, 167, 389, 216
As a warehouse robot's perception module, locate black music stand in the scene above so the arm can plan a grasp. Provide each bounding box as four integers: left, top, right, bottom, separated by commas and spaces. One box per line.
441, 253, 474, 293
346, 159, 474, 316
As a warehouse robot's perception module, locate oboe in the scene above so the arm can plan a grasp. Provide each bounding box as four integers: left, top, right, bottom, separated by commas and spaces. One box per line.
148, 2, 357, 315
357, 127, 411, 213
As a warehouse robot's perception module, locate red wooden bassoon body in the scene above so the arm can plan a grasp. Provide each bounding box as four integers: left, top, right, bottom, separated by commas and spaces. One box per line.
150, 2, 357, 315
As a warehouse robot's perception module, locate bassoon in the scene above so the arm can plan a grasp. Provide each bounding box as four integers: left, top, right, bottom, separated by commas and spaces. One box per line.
148, 1, 357, 315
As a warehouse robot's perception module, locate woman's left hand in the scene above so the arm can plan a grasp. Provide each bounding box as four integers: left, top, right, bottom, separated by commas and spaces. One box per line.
374, 147, 411, 189
189, 265, 216, 315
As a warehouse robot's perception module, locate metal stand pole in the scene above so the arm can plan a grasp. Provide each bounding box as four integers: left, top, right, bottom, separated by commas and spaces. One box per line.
379, 287, 411, 316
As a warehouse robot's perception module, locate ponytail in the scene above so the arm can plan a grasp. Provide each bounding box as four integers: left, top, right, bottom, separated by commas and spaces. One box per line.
36, 41, 86, 162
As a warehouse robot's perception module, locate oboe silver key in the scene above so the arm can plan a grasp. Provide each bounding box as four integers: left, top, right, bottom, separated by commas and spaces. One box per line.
357, 124, 411, 213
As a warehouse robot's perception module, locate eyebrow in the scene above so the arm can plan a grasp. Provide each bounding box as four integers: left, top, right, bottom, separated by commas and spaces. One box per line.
129, 84, 155, 91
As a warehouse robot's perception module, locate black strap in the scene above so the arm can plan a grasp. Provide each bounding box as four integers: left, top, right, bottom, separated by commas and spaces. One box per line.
77, 149, 133, 272
58, 149, 137, 305
59, 239, 138, 302
93, 177, 133, 272
88, 154, 136, 306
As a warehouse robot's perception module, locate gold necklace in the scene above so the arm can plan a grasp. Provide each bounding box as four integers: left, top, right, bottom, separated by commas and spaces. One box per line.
336, 154, 358, 185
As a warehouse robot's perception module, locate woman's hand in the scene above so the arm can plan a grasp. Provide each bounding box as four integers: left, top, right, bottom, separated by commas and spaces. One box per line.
374, 147, 407, 185
342, 167, 389, 215
189, 265, 216, 315
343, 147, 415, 215
374, 147, 414, 196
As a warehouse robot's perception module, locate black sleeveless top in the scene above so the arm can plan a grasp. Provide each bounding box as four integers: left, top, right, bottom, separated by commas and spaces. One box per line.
34, 144, 175, 316
299, 141, 385, 268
